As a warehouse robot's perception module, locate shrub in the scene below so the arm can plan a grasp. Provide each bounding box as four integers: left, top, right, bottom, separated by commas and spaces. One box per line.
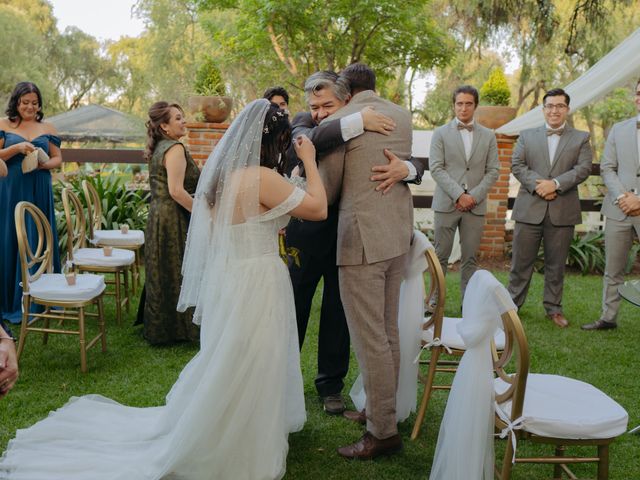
194, 57, 226, 96
480, 67, 511, 106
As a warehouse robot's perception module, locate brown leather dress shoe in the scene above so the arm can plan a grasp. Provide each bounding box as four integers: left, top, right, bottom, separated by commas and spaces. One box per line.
547, 312, 569, 328
581, 319, 617, 331
343, 409, 366, 425
337, 431, 402, 460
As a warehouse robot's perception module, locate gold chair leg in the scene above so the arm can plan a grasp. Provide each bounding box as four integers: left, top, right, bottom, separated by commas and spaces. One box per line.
500, 434, 515, 480
553, 445, 566, 479
597, 444, 609, 480
42, 315, 50, 345
98, 297, 107, 352
123, 267, 130, 313
114, 270, 122, 325
16, 296, 30, 361
411, 346, 441, 440
79, 307, 87, 373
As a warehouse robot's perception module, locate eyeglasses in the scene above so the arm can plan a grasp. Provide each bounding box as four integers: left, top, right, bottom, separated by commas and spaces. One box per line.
543, 104, 568, 111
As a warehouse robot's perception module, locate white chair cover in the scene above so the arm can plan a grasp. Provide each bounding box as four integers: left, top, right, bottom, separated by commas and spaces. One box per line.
422, 315, 506, 350
429, 270, 516, 480
91, 230, 145, 246
73, 248, 135, 267
29, 273, 106, 302
495, 374, 628, 440
350, 230, 431, 422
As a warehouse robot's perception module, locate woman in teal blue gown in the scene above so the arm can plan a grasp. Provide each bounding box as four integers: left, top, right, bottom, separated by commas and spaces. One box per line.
0, 82, 62, 323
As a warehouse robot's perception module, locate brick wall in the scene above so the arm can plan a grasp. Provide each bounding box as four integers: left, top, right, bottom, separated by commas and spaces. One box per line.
479, 134, 516, 258
185, 122, 230, 166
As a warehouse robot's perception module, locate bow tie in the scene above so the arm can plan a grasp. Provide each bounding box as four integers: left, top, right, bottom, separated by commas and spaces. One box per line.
546, 128, 564, 136
457, 123, 473, 132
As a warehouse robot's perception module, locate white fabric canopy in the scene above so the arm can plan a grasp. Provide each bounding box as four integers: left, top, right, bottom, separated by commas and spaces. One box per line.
497, 27, 640, 135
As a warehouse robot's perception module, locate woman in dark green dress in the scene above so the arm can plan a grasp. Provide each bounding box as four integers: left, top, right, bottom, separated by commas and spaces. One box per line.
142, 102, 200, 344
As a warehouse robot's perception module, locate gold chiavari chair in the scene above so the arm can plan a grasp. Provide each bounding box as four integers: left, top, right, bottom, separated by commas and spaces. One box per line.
14, 201, 107, 373
411, 248, 506, 440
82, 180, 145, 293
62, 188, 134, 325
493, 307, 628, 479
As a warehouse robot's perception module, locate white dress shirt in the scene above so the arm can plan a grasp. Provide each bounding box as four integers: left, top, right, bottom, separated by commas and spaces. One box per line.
545, 122, 566, 165
455, 118, 473, 161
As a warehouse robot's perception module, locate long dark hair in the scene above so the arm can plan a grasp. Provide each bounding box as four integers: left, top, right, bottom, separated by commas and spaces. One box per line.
261, 102, 291, 174
6, 82, 44, 125
144, 101, 183, 162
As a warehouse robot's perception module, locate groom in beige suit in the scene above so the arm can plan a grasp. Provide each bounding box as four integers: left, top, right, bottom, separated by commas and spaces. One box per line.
582, 78, 640, 331
319, 64, 413, 459
508, 88, 592, 328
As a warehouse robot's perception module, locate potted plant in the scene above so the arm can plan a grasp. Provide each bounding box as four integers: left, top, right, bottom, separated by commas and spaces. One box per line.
187, 58, 232, 123
475, 67, 517, 129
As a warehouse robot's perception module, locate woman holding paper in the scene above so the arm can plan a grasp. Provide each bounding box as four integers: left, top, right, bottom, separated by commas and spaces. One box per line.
0, 81, 62, 323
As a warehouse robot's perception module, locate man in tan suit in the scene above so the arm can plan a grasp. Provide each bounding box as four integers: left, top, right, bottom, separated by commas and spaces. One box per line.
323, 63, 413, 459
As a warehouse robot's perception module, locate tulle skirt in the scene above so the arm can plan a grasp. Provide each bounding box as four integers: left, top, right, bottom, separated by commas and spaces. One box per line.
1, 253, 305, 480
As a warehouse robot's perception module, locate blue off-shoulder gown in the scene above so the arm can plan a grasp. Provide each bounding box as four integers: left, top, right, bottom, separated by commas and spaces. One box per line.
0, 131, 61, 323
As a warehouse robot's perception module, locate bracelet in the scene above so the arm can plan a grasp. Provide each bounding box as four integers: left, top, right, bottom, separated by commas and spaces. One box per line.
0, 336, 16, 343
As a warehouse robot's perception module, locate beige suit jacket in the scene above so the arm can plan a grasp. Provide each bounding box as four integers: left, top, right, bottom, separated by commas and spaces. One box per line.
320, 90, 414, 266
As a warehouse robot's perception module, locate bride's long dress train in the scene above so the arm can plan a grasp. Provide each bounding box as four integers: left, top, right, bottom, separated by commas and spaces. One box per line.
0, 190, 307, 480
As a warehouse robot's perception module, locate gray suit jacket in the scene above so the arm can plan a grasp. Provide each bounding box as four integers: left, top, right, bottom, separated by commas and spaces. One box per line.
429, 119, 499, 215
600, 117, 640, 222
321, 90, 414, 266
511, 125, 592, 226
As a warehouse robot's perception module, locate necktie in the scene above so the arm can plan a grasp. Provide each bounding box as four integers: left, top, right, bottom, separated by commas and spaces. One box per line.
546, 128, 564, 136
457, 123, 473, 132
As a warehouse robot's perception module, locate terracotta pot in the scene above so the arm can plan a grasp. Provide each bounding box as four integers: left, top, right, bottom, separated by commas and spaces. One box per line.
187, 96, 233, 123
474, 106, 517, 130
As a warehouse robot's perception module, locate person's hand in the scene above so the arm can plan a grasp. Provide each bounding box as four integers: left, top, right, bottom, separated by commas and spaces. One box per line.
16, 142, 35, 155
0, 339, 19, 399
361, 107, 395, 135
293, 135, 316, 164
0, 159, 7, 177
455, 193, 476, 211
618, 192, 640, 215
543, 192, 557, 201
535, 179, 557, 198
371, 149, 409, 194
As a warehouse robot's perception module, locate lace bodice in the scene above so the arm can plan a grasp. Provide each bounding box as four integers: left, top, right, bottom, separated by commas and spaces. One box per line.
229, 187, 305, 259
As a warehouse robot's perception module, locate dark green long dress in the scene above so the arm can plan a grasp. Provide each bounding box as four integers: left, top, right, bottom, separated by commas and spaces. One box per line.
143, 139, 200, 344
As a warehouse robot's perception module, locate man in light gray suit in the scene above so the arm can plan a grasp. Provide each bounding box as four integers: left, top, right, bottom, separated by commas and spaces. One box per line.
508, 88, 592, 328
430, 85, 499, 299
319, 63, 413, 459
583, 78, 640, 331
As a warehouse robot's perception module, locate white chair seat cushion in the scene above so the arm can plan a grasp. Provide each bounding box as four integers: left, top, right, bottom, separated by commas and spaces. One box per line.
73, 248, 135, 267
422, 316, 506, 350
29, 273, 106, 302
92, 229, 144, 246
495, 373, 628, 439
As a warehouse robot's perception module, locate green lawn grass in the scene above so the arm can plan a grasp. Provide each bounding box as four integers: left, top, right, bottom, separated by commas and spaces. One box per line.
1, 270, 638, 479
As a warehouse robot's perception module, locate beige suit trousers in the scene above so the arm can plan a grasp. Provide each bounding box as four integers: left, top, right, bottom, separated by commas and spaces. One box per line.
339, 253, 406, 439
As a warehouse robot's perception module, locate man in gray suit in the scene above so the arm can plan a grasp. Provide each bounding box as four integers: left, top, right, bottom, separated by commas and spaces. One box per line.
583, 79, 640, 330
508, 88, 592, 328
430, 85, 499, 299
318, 63, 413, 459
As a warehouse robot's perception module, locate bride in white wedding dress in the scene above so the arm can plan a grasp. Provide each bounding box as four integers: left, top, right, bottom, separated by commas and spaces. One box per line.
0, 99, 327, 480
